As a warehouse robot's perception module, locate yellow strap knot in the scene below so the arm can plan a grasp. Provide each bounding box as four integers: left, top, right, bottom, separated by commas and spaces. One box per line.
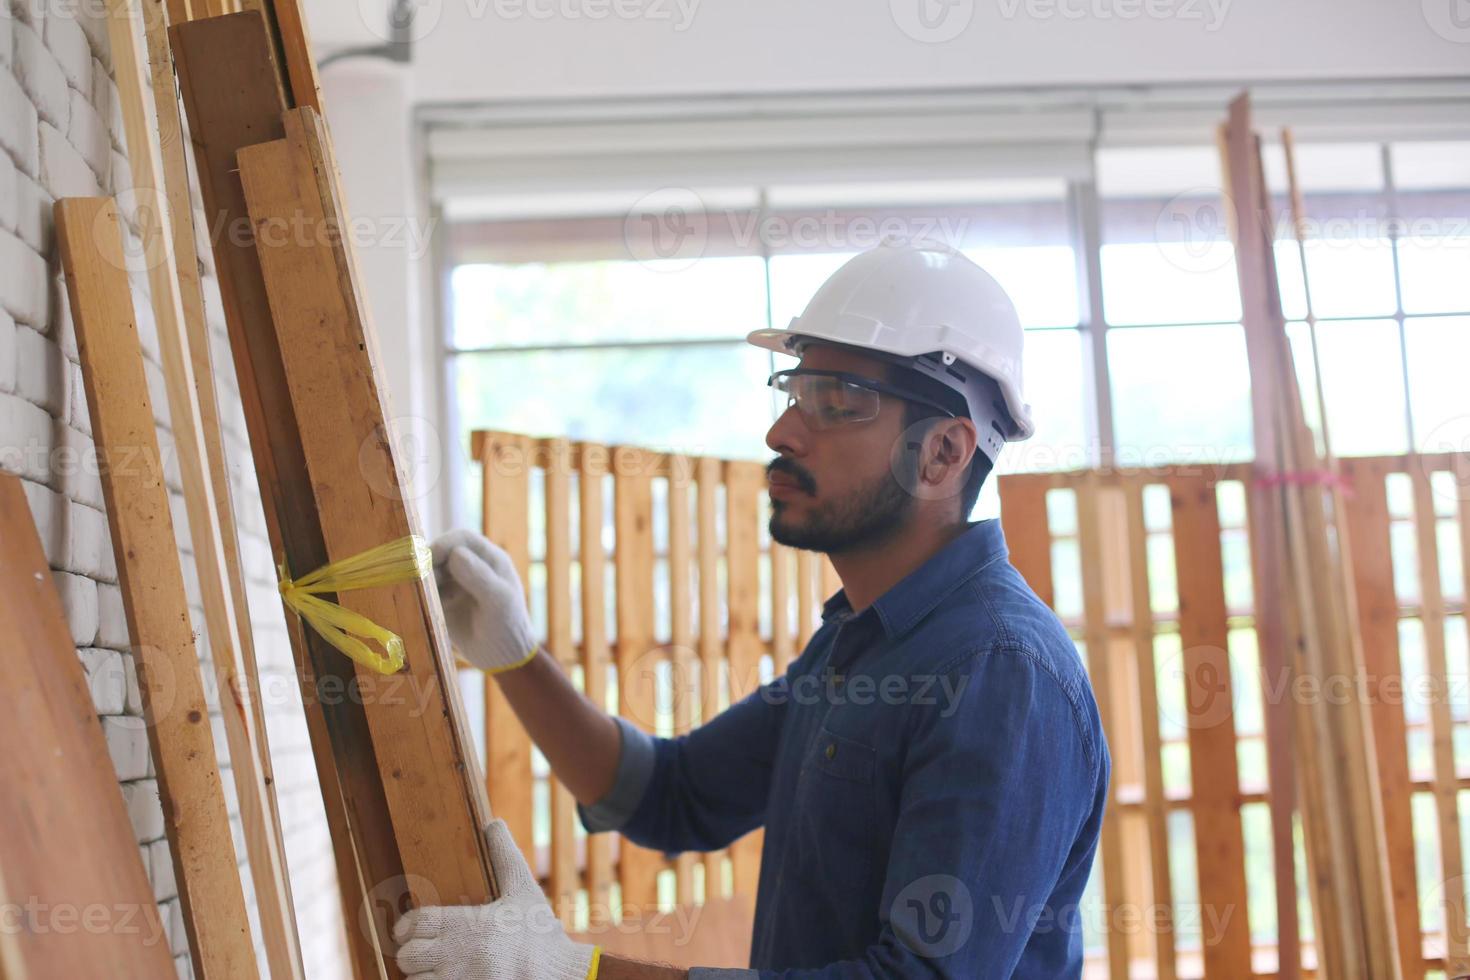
277, 535, 432, 675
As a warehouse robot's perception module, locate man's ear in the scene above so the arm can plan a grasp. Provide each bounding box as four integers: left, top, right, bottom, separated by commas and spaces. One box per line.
924, 418, 977, 476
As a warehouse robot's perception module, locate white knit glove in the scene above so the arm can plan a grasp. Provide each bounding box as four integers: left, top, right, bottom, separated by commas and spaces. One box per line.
394, 819, 600, 980
430, 530, 539, 674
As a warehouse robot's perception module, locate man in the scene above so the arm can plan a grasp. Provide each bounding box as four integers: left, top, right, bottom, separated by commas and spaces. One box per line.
396, 242, 1109, 979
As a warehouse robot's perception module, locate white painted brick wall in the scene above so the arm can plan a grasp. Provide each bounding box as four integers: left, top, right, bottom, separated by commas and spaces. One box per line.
1, 6, 346, 977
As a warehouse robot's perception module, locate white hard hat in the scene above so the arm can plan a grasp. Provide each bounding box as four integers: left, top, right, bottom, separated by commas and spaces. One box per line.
747, 241, 1035, 457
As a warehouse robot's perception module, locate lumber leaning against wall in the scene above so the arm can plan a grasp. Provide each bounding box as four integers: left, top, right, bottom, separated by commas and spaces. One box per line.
236, 102, 496, 903
0, 473, 176, 980
56, 196, 260, 980
100, 2, 304, 974
170, 13, 497, 973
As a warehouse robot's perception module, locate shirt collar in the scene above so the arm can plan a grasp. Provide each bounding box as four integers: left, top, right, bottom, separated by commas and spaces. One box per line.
817, 519, 1010, 641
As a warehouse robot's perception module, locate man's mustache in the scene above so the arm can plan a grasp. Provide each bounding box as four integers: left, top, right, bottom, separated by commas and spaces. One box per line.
767, 457, 817, 495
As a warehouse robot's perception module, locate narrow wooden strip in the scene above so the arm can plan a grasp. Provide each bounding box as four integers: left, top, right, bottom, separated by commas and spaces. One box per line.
579, 444, 615, 924
1167, 474, 1253, 978
1344, 460, 1424, 980
999, 474, 1056, 608
725, 461, 765, 900
1412, 464, 1468, 970
1124, 479, 1178, 980
170, 17, 401, 970
696, 456, 727, 891
545, 438, 579, 911
668, 456, 698, 904
264, 0, 323, 110
480, 434, 537, 861
771, 541, 793, 675
795, 549, 817, 649
58, 197, 258, 980
1075, 477, 1130, 979
103, 5, 304, 975
614, 446, 666, 914
237, 108, 496, 915
0, 474, 175, 977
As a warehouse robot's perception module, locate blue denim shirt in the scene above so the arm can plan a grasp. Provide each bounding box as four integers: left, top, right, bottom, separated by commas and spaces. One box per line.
578, 519, 1109, 978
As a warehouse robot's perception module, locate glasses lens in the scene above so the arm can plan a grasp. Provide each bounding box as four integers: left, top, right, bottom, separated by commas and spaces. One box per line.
775, 374, 880, 429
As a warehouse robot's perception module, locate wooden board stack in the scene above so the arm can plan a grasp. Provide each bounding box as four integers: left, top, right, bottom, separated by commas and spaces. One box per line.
1218, 93, 1402, 979
41, 1, 501, 975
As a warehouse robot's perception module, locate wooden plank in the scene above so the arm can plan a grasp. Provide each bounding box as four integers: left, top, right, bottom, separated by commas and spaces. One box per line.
668, 456, 698, 904
265, 0, 323, 110
771, 542, 794, 674
1075, 477, 1130, 979
57, 197, 259, 980
1412, 465, 1468, 971
236, 107, 497, 927
103, 5, 304, 975
1124, 479, 1177, 980
999, 474, 1056, 608
0, 474, 175, 978
479, 434, 535, 858
696, 456, 728, 892
614, 445, 668, 914
1343, 459, 1423, 980
1167, 475, 1252, 979
545, 438, 579, 911
579, 444, 615, 923
725, 461, 765, 900
170, 18, 398, 974
795, 549, 817, 649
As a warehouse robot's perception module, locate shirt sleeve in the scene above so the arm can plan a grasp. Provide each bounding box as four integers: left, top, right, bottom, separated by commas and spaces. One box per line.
575, 668, 795, 855
722, 644, 1105, 980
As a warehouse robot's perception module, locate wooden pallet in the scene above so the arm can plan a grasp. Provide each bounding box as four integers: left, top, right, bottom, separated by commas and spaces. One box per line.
473, 431, 835, 928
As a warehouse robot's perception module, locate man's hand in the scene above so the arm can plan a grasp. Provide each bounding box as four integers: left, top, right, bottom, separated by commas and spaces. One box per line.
430, 529, 539, 674
394, 819, 600, 979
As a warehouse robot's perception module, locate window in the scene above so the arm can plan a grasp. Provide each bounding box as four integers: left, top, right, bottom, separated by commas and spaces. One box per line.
444, 140, 1470, 526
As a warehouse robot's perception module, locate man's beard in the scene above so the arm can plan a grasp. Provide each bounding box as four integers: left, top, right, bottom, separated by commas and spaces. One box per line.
768, 468, 916, 555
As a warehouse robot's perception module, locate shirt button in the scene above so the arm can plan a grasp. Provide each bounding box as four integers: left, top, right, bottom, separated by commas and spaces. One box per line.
825, 742, 837, 760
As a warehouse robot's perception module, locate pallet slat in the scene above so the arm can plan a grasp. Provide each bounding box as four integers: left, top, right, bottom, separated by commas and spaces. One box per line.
1168, 475, 1253, 978
614, 446, 667, 913
1124, 479, 1178, 980
1344, 460, 1424, 980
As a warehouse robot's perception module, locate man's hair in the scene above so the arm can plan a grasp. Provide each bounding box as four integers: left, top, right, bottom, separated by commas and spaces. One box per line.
890, 364, 993, 519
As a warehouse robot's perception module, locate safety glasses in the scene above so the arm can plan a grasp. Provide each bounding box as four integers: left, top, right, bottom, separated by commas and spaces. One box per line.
767, 368, 957, 431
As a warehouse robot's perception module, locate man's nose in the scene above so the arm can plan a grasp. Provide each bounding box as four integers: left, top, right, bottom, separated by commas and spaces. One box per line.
765, 403, 809, 457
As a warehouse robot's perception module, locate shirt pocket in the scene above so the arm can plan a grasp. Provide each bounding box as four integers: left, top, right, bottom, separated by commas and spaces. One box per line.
791, 726, 878, 897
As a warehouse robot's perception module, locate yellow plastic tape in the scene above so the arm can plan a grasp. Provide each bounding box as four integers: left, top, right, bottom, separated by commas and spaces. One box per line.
277, 535, 432, 676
